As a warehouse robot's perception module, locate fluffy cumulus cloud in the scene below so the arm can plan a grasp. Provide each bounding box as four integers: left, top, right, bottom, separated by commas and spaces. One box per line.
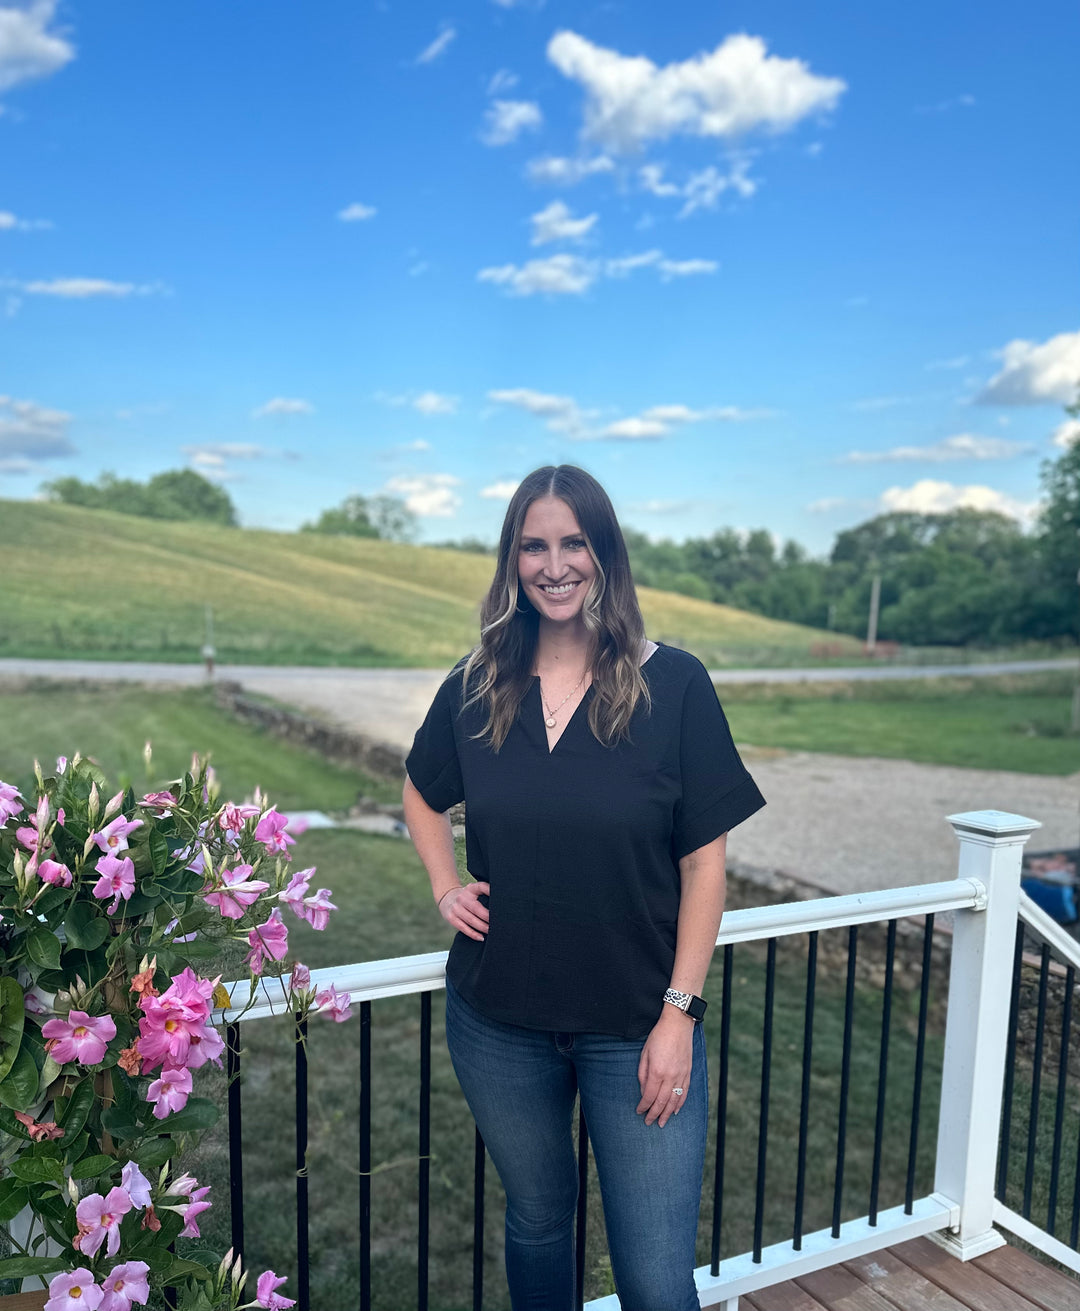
338, 202, 376, 222
601, 417, 668, 440
842, 434, 1032, 463
416, 27, 456, 65
546, 30, 845, 153
384, 473, 462, 517
487, 387, 587, 436
879, 479, 1037, 522
480, 479, 520, 499
639, 158, 757, 217
1052, 419, 1080, 449
530, 200, 598, 245
412, 391, 458, 415
0, 0, 75, 92
482, 99, 543, 146
252, 397, 314, 419
976, 330, 1080, 406
526, 155, 615, 185
488, 389, 766, 441
0, 394, 74, 470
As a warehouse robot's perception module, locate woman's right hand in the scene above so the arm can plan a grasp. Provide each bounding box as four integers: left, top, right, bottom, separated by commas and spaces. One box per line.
438, 882, 490, 941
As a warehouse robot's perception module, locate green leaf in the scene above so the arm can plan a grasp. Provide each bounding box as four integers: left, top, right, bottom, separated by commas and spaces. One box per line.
165, 1258, 214, 1281
62, 901, 110, 951
154, 1096, 219, 1134
133, 1136, 176, 1170
26, 927, 61, 971
100, 1106, 141, 1141
0, 1042, 42, 1112
69, 1153, 116, 1180
10, 1156, 63, 1184
148, 828, 170, 876
0, 1256, 71, 1279
0, 1178, 29, 1223
0, 976, 25, 1085
56, 1077, 96, 1135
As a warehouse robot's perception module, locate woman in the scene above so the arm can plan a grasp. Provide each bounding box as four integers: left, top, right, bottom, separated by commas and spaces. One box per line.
404, 466, 764, 1311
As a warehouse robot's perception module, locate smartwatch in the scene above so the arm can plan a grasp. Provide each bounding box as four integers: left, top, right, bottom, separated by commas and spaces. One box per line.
664, 988, 707, 1022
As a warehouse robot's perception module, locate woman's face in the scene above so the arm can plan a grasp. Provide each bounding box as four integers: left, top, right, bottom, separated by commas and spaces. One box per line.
517, 496, 597, 625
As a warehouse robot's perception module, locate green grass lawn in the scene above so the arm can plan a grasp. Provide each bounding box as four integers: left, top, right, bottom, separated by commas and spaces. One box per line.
721, 674, 1080, 775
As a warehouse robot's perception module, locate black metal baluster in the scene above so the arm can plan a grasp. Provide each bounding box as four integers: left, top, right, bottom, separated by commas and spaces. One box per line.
418, 992, 432, 1311
226, 1020, 245, 1259
905, 913, 934, 1214
710, 943, 733, 1276
832, 925, 858, 1238
295, 1016, 309, 1311
793, 932, 817, 1251
753, 938, 776, 1262
1048, 965, 1074, 1235
869, 921, 896, 1225
996, 922, 1025, 1203
472, 1129, 486, 1311
1071, 1071, 1080, 1249
1023, 944, 1051, 1219
575, 1104, 589, 1311
359, 1000, 372, 1311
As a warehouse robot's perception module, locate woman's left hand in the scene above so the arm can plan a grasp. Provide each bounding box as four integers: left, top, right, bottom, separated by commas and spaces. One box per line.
636, 1009, 694, 1128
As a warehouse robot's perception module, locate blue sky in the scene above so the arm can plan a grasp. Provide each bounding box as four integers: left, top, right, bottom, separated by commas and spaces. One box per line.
2, 0, 1078, 552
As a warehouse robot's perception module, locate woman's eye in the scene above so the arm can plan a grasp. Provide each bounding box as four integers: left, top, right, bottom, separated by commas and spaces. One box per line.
567, 539, 586, 550
521, 542, 544, 553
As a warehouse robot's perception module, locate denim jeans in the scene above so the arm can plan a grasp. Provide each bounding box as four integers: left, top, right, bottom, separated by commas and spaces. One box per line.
445, 979, 706, 1311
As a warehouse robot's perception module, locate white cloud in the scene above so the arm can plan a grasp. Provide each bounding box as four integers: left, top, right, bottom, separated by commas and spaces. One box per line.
412, 391, 458, 415
487, 387, 587, 435
638, 164, 680, 197
530, 200, 598, 245
843, 434, 1031, 464
626, 498, 693, 515
641, 403, 771, 424
0, 393, 74, 461
657, 257, 718, 279
925, 354, 970, 371
1052, 419, 1080, 449
808, 497, 851, 514
401, 439, 432, 452
252, 397, 314, 419
600, 417, 668, 440
547, 29, 845, 153
0, 0, 75, 92
976, 330, 1080, 405
487, 69, 518, 96
21, 277, 162, 298
526, 154, 614, 185
385, 472, 462, 517
640, 158, 758, 216
480, 479, 520, 499
880, 479, 1036, 522
0, 209, 52, 231
479, 253, 597, 296
416, 28, 456, 65
183, 443, 268, 462
338, 202, 376, 222
604, 249, 661, 277
481, 98, 542, 145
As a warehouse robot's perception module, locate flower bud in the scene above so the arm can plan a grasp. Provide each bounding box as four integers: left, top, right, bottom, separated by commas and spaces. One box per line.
103, 789, 124, 821
33, 759, 43, 789
143, 740, 153, 770
88, 782, 101, 823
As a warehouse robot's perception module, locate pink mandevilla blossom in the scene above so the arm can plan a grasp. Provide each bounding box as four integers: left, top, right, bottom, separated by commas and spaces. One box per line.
218, 801, 260, 840
255, 1270, 296, 1310
75, 1187, 133, 1258
290, 962, 311, 993
147, 1065, 192, 1119
166, 1179, 212, 1237
91, 814, 143, 856
23, 986, 51, 1015
140, 791, 176, 818
0, 780, 22, 824
300, 887, 338, 931
38, 858, 73, 887
99, 1261, 150, 1311
254, 807, 294, 854
45, 1267, 103, 1311
55, 756, 68, 774
278, 867, 313, 918
42, 1011, 117, 1065
245, 908, 289, 975
92, 853, 136, 915
203, 863, 270, 920
315, 984, 352, 1024
120, 1161, 153, 1209
137, 968, 216, 1071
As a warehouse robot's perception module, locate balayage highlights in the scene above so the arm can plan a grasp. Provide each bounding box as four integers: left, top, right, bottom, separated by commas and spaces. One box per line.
462, 465, 649, 750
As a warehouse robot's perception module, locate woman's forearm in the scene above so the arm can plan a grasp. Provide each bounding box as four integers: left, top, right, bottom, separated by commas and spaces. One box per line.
403, 774, 460, 905
669, 834, 727, 999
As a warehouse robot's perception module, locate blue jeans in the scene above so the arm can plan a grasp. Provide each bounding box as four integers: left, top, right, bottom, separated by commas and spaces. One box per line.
445, 979, 706, 1311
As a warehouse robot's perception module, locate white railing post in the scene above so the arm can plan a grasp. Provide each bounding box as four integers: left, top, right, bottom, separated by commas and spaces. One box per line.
932, 809, 1042, 1259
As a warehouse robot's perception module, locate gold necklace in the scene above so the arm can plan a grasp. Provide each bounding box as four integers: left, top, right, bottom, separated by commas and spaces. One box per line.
539, 671, 586, 729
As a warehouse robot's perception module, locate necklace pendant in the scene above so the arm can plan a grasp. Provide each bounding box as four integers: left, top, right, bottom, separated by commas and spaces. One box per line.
545, 716, 557, 728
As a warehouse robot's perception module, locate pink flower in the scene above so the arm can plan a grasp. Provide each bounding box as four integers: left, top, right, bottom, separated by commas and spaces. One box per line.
300, 887, 337, 931
92, 853, 136, 915
55, 756, 68, 774
23, 986, 51, 1015
99, 1261, 150, 1311
120, 1161, 153, 1209
45, 1268, 103, 1311
91, 815, 143, 856
147, 1065, 192, 1119
183, 1021, 225, 1070
245, 909, 289, 976
218, 801, 259, 840
315, 984, 352, 1024
139, 791, 176, 818
254, 807, 294, 855
203, 863, 269, 920
0, 780, 22, 824
137, 968, 216, 1071
278, 867, 313, 918
255, 1271, 296, 1310
290, 962, 311, 993
74, 1187, 132, 1258
14, 1110, 64, 1142
38, 858, 73, 887
165, 1179, 212, 1237
43, 1011, 117, 1065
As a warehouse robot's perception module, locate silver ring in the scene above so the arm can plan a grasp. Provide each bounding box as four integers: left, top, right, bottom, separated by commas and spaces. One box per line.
673, 1087, 684, 1097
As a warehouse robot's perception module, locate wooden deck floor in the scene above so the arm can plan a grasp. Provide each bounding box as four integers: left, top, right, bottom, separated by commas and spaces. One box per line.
743, 1236, 1079, 1311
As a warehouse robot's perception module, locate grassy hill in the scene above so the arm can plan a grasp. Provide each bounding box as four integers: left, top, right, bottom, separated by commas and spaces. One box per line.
0, 500, 859, 667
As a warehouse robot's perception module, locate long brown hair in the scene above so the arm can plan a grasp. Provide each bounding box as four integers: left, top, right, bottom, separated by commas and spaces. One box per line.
462, 465, 649, 749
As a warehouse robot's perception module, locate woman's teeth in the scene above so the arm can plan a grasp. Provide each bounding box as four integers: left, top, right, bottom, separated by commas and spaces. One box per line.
542, 583, 575, 595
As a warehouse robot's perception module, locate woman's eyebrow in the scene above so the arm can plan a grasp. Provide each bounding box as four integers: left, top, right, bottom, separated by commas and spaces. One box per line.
520, 534, 583, 544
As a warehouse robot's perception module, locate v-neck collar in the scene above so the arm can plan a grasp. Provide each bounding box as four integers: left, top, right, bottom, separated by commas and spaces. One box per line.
529, 677, 595, 755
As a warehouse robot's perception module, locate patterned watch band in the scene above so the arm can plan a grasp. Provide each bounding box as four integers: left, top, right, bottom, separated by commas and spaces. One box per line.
663, 988, 694, 1013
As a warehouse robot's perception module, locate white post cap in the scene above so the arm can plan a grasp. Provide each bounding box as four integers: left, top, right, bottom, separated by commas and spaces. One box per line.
947, 810, 1042, 838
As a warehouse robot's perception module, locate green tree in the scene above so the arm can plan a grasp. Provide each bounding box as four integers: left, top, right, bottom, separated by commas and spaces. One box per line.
301, 493, 416, 542
42, 469, 236, 525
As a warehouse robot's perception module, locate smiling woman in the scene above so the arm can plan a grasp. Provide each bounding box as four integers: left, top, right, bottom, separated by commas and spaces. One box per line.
401, 465, 765, 1311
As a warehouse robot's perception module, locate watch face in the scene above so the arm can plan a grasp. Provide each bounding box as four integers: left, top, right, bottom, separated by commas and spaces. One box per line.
687, 995, 708, 1022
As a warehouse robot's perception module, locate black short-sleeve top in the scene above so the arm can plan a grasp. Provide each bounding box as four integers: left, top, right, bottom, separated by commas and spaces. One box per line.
406, 643, 765, 1039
